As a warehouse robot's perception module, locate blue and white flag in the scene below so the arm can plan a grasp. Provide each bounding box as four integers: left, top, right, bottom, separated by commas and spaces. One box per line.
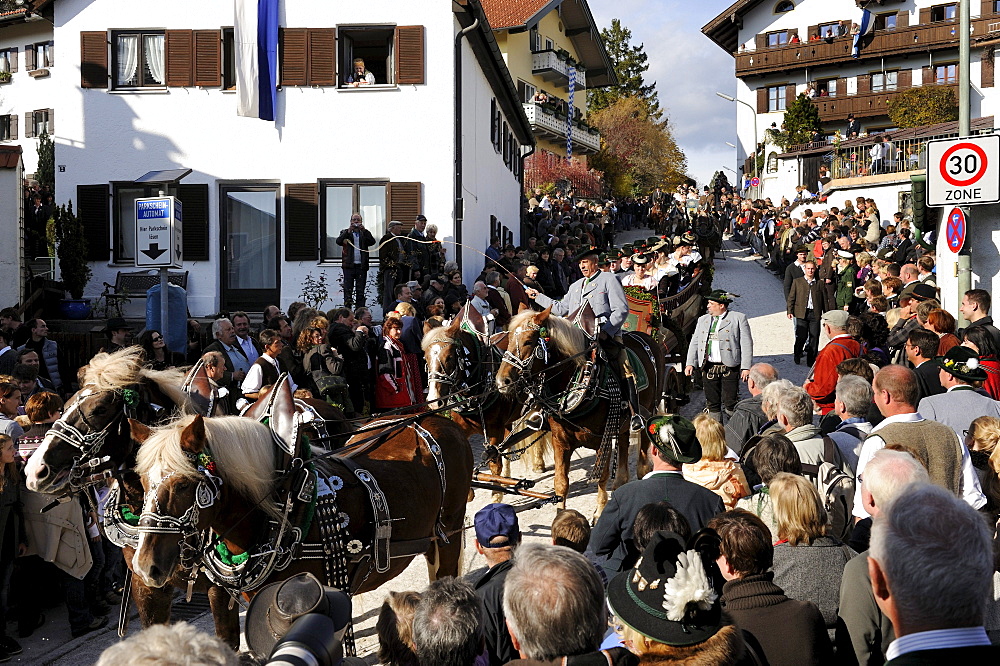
852, 9, 875, 59
235, 0, 279, 121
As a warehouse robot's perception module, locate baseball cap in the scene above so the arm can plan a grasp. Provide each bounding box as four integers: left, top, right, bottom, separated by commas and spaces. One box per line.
474, 503, 519, 548
821, 310, 850, 328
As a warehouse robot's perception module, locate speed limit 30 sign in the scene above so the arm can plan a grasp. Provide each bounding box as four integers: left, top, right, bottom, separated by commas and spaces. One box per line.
927, 135, 1000, 207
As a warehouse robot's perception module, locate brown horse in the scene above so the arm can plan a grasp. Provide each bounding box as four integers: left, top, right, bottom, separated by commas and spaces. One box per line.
131, 412, 473, 601
496, 308, 663, 519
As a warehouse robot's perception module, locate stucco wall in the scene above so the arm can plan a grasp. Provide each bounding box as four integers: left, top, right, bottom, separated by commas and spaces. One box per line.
0, 20, 55, 176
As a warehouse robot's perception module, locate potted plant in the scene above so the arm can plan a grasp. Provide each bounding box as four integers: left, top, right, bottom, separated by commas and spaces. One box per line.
0, 71, 10, 84
55, 201, 93, 319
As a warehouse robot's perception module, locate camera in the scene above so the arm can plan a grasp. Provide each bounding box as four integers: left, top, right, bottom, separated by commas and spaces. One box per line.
266, 614, 364, 666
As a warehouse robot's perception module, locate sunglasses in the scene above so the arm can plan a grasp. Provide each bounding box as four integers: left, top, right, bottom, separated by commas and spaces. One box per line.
151, 336, 163, 342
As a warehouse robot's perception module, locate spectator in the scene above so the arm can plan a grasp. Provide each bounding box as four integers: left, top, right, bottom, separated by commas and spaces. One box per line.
377, 591, 422, 666
906, 328, 944, 400
202, 318, 249, 412
710, 510, 832, 666
327, 308, 370, 418
100, 318, 132, 355
836, 449, 928, 664
923, 308, 959, 356
805, 310, 862, 414
961, 326, 1000, 399
684, 414, 750, 508
345, 57, 376, 86
616, 501, 693, 574
725, 363, 779, 454
470, 503, 520, 666
0, 433, 23, 660
336, 213, 377, 310
777, 386, 827, 466
97, 622, 238, 666
0, 384, 23, 447
0, 330, 13, 376
826, 375, 873, 474
412, 578, 483, 666
241, 329, 293, 404
592, 415, 725, 576
738, 432, 802, 538
917, 346, 1000, 442
959, 288, 1000, 351
868, 484, 999, 662
770, 473, 855, 637
138, 330, 183, 371
376, 314, 422, 412
787, 261, 824, 366
757, 378, 794, 437
550, 508, 591, 553
16, 319, 65, 394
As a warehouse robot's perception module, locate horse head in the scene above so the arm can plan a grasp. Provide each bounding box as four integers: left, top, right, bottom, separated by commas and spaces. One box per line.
497, 307, 551, 394
423, 314, 466, 410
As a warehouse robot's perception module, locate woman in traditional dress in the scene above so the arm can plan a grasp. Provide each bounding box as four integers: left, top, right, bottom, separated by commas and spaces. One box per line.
375, 314, 423, 413
620, 253, 663, 337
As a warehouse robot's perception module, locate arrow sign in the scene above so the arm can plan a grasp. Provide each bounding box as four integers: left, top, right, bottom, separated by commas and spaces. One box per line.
142, 243, 167, 260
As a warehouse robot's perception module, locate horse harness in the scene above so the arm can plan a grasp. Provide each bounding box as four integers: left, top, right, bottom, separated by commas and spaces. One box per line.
427, 329, 501, 414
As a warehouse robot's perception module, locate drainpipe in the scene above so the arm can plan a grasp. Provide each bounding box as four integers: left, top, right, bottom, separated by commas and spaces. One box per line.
455, 16, 480, 275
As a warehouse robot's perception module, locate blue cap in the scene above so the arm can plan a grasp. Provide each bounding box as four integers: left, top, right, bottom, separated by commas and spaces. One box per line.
474, 503, 519, 548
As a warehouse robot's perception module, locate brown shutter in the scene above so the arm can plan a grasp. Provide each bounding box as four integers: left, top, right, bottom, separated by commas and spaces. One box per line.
77, 184, 110, 262
983, 49, 995, 88
80, 31, 108, 89
835, 77, 846, 97
983, 0, 995, 15
9, 114, 16, 140
194, 30, 221, 87
919, 7, 931, 24
284, 183, 318, 261
178, 183, 210, 261
8, 47, 15, 73
165, 30, 194, 86
395, 26, 425, 85
48, 40, 53, 67
785, 84, 796, 106
387, 182, 421, 233
24, 44, 35, 71
807, 25, 818, 40
279, 28, 307, 87
896, 10, 909, 28
23, 112, 33, 138
898, 69, 912, 88
923, 66, 935, 84
757, 87, 767, 113
307, 28, 335, 86
857, 74, 870, 93
755, 34, 766, 50
47, 108, 53, 133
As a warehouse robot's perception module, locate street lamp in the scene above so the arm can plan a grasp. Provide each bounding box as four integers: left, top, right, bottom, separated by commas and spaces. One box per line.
717, 92, 759, 187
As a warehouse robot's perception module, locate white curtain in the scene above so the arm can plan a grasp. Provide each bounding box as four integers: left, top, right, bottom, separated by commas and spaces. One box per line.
0, 51, 9, 73
144, 34, 165, 85
117, 34, 138, 86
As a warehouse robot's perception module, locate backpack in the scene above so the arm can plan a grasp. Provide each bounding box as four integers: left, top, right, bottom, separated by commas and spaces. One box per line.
801, 436, 856, 542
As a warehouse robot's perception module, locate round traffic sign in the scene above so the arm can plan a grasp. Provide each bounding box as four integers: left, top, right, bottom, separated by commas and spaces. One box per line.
940, 142, 989, 187
945, 207, 967, 253
750, 176, 760, 187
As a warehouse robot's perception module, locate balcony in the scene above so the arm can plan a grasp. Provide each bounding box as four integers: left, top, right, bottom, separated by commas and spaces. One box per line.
812, 83, 958, 122
522, 102, 601, 155
736, 18, 994, 77
531, 50, 588, 90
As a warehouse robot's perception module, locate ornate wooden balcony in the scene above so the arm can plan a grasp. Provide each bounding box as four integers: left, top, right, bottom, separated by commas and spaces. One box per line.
812, 83, 958, 122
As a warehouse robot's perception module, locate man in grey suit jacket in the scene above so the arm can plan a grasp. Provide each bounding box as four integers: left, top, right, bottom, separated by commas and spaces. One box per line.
686, 290, 754, 423
917, 346, 1000, 441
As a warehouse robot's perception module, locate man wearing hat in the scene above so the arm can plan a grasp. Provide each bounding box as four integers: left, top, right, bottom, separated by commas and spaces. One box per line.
917, 346, 1000, 442
378, 220, 408, 310
526, 245, 643, 430
786, 261, 823, 366
886, 283, 937, 364
685, 291, 754, 423
101, 317, 133, 354
469, 503, 520, 666
592, 415, 725, 576
834, 249, 857, 311
782, 245, 810, 301
406, 214, 430, 280
805, 310, 862, 414
336, 213, 377, 309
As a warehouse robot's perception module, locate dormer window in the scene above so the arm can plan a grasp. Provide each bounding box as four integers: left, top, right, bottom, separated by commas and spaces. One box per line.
775, 1, 794, 13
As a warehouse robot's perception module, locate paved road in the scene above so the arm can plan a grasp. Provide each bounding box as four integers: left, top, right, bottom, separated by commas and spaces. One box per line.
33, 228, 812, 664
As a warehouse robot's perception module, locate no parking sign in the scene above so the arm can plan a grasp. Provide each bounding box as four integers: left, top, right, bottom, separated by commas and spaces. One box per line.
945, 207, 967, 253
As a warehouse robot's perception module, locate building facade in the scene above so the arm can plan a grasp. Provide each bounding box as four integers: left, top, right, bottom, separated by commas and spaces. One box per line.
47, 0, 531, 316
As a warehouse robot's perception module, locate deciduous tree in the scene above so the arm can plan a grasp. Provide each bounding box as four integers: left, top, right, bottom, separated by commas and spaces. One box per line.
887, 86, 958, 129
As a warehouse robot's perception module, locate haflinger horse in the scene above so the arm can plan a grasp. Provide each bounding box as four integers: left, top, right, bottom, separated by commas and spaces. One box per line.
21, 347, 242, 647
130, 411, 473, 616
423, 303, 546, 499
496, 307, 664, 520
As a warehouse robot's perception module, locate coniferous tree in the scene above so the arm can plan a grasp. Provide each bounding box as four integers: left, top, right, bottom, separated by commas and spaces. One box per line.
766, 94, 822, 149
588, 19, 662, 121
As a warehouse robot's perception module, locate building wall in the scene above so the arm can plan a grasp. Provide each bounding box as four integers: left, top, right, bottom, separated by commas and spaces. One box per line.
0, 19, 55, 176
936, 203, 1000, 315
52, 0, 522, 316
0, 157, 23, 308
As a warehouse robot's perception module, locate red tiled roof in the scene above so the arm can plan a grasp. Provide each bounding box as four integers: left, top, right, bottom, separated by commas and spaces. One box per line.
480, 0, 552, 30
0, 145, 23, 169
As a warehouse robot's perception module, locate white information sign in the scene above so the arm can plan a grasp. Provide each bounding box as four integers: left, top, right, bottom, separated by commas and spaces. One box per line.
135, 196, 183, 268
926, 135, 1000, 207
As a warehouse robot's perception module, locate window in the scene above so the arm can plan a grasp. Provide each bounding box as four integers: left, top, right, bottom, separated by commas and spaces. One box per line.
0, 49, 12, 74
544, 38, 554, 51
768, 85, 787, 111
818, 23, 840, 39
0, 115, 11, 141
936, 63, 957, 83
33, 41, 52, 69
767, 31, 789, 47
31, 109, 50, 136
816, 78, 837, 96
529, 28, 541, 53
517, 80, 536, 104
930, 4, 957, 21
995, 0, 1000, 13
112, 31, 165, 88
872, 71, 898, 91
774, 1, 794, 13
222, 27, 236, 90
874, 13, 898, 30
338, 26, 393, 86
767, 151, 779, 173
320, 181, 387, 261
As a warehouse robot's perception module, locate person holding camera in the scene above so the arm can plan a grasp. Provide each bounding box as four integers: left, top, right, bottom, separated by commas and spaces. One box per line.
337, 214, 377, 310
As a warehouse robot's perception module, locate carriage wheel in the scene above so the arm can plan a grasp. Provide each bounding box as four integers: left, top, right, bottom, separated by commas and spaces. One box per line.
661, 366, 688, 414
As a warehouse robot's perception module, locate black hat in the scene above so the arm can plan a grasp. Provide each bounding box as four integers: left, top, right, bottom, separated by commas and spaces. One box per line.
934, 346, 987, 383
245, 573, 352, 658
645, 415, 701, 464
909, 283, 937, 302
598, 254, 611, 266
795, 244, 809, 254
679, 232, 698, 246
632, 253, 650, 266
607, 531, 723, 646
103, 317, 132, 333
416, 214, 427, 222
573, 246, 601, 262
706, 290, 734, 305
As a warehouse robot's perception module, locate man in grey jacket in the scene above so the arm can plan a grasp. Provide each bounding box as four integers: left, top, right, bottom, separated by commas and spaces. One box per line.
686, 290, 754, 423
725, 362, 778, 454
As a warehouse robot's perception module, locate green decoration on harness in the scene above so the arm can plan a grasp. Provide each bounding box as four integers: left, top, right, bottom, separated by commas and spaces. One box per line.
120, 505, 140, 526
121, 389, 139, 407
214, 541, 249, 566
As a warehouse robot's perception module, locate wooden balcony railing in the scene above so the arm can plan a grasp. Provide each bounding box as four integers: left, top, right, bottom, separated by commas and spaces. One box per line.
812, 83, 958, 122
736, 18, 995, 77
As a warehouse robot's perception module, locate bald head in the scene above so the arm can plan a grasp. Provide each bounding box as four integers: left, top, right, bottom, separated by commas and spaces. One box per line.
901, 264, 919, 282
873, 365, 919, 417
861, 449, 929, 519
747, 363, 778, 396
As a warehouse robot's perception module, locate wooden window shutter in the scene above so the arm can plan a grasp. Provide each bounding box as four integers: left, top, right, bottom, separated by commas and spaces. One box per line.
395, 26, 425, 85
898, 69, 912, 87
178, 183, 209, 261
77, 184, 110, 261
47, 108, 54, 133
307, 28, 335, 86
165, 30, 194, 86
923, 66, 934, 84
24, 44, 34, 71
80, 31, 108, 89
984, 0, 996, 15
919, 7, 931, 24
23, 112, 33, 138
7, 48, 15, 73
194, 30, 221, 87
48, 40, 53, 67
279, 28, 307, 87
785, 84, 796, 106
983, 49, 995, 88
896, 10, 909, 28
755, 34, 766, 50
284, 183, 318, 261
835, 77, 846, 97
9, 114, 16, 140
387, 182, 421, 233
757, 87, 767, 113
807, 25, 818, 40
857, 74, 870, 94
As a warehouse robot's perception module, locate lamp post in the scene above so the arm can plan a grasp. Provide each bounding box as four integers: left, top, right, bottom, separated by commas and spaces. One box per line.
717, 92, 759, 193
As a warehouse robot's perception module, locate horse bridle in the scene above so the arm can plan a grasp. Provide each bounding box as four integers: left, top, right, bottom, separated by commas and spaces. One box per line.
426, 337, 467, 389
502, 321, 549, 376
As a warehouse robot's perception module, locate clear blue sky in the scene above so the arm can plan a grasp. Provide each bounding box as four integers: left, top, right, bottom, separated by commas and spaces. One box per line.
590, 0, 738, 187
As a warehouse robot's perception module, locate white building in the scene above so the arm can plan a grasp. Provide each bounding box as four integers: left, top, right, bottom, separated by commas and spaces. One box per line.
47, 0, 532, 316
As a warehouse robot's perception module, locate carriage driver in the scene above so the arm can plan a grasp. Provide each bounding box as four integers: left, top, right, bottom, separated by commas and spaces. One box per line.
525, 246, 644, 431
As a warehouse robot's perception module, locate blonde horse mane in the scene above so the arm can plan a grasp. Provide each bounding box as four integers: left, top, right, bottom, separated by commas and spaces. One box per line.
140, 366, 194, 413
83, 347, 145, 391
508, 309, 589, 367
136, 415, 276, 502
